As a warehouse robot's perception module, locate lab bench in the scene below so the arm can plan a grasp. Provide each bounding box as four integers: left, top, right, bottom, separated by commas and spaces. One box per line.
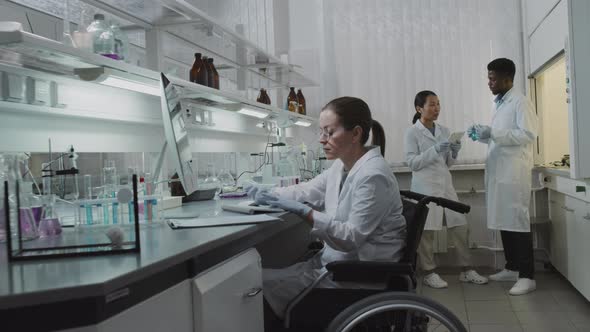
0, 199, 312, 332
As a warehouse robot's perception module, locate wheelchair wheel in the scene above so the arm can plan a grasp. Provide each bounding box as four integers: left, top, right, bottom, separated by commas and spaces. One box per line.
326, 292, 467, 332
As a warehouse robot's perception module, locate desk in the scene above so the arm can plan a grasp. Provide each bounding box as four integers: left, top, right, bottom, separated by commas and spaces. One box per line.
0, 199, 311, 331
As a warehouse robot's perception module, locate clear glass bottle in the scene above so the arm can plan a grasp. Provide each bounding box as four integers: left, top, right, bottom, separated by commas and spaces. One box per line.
110, 22, 129, 62
203, 163, 221, 196
86, 14, 116, 59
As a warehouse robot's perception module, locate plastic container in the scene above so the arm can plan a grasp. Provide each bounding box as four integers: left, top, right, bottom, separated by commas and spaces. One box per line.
86, 14, 117, 59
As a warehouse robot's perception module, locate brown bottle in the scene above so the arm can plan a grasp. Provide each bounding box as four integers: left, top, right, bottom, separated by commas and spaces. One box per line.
207, 58, 220, 89
257, 89, 265, 103
201, 56, 210, 87
263, 89, 271, 105
296, 89, 306, 115
286, 87, 298, 112
190, 53, 208, 86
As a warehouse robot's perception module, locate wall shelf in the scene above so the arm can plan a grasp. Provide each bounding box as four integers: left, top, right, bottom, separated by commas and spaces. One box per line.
77, 0, 317, 88
0, 24, 316, 127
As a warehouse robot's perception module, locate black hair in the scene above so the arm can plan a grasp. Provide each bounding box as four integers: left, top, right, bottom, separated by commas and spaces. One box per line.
322, 97, 386, 156
487, 58, 516, 81
412, 90, 437, 124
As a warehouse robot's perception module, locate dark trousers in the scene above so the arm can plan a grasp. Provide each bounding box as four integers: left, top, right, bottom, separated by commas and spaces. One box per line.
500, 230, 534, 279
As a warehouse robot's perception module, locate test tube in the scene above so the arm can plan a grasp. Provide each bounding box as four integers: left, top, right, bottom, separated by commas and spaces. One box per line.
144, 172, 153, 223
84, 175, 93, 225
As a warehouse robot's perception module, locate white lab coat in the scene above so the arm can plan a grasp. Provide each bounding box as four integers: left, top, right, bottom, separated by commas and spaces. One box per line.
480, 88, 538, 232
403, 121, 467, 230
263, 146, 406, 317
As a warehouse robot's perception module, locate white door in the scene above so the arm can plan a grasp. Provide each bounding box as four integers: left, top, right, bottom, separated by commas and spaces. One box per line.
192, 248, 263, 332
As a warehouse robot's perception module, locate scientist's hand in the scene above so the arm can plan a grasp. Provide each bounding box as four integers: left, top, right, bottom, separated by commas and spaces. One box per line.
435, 140, 451, 154
475, 125, 491, 140
451, 142, 461, 159
244, 184, 275, 205
268, 198, 313, 218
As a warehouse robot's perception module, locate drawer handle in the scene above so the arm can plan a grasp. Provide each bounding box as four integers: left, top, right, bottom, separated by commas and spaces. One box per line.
243, 287, 262, 298
549, 200, 557, 204
561, 206, 575, 213
584, 215, 590, 221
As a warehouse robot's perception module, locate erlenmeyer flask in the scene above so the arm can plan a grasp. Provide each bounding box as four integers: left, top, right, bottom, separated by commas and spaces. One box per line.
19, 181, 39, 240
203, 163, 221, 196
218, 154, 236, 192
38, 194, 62, 237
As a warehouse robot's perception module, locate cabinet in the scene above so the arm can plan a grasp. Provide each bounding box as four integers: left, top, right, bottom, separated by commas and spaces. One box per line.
61, 280, 193, 332
192, 248, 263, 332
548, 188, 590, 301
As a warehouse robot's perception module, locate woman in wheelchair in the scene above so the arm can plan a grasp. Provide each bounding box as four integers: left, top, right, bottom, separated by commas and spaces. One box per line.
246, 96, 407, 325
404, 90, 488, 289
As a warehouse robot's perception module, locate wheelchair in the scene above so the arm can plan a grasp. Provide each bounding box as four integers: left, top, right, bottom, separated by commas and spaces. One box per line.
276, 191, 470, 332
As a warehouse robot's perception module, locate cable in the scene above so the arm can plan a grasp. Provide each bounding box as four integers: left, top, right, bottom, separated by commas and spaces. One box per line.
235, 129, 273, 182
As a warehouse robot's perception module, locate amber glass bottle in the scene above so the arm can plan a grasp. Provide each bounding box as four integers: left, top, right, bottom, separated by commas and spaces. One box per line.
201, 56, 210, 87
257, 89, 265, 103
263, 89, 271, 105
296, 89, 306, 115
190, 53, 208, 86
207, 58, 219, 89
287, 87, 297, 112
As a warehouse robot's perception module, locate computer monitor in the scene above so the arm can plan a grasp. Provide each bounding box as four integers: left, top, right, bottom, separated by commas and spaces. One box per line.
159, 73, 198, 196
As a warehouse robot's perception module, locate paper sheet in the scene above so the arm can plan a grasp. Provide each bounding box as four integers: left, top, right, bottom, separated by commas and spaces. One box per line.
167, 214, 281, 229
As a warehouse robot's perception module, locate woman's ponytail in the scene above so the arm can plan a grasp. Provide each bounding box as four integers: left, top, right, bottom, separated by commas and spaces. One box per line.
371, 120, 386, 156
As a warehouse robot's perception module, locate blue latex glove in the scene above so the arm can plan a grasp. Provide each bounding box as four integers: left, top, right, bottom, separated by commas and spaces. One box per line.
268, 198, 313, 217
475, 125, 491, 140
435, 140, 451, 153
244, 184, 274, 205
451, 142, 461, 159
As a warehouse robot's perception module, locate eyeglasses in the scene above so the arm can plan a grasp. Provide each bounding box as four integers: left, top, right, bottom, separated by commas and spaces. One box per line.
317, 127, 346, 140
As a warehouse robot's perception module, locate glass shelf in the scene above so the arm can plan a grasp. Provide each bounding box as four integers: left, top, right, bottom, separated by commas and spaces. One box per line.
0, 23, 315, 126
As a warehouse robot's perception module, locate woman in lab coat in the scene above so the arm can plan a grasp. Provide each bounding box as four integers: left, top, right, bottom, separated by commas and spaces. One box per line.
403, 90, 487, 289
248, 97, 407, 323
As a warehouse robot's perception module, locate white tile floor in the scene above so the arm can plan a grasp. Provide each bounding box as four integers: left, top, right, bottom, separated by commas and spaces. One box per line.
417, 270, 590, 332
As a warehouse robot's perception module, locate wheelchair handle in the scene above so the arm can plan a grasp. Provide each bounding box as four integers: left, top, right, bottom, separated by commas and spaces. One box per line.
400, 191, 470, 214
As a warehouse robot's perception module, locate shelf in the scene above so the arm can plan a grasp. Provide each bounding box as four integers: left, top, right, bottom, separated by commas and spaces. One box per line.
76, 0, 318, 88
0, 23, 316, 127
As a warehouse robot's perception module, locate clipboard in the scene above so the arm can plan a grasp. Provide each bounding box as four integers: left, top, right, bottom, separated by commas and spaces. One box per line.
167, 214, 281, 229
448, 131, 465, 144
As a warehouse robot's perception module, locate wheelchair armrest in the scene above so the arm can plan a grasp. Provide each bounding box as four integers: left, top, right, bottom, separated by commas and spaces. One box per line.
325, 260, 414, 283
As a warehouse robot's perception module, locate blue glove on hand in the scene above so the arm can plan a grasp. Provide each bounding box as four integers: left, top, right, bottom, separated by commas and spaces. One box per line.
475, 125, 491, 140
244, 184, 275, 205
435, 140, 451, 153
269, 198, 313, 217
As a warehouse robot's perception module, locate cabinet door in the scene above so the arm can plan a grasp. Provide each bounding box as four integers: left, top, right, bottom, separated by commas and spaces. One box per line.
549, 190, 568, 276
564, 195, 582, 287
192, 248, 263, 332
579, 202, 590, 300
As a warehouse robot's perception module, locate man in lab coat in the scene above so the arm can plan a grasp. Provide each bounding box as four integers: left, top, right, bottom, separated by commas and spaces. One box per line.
470, 58, 538, 295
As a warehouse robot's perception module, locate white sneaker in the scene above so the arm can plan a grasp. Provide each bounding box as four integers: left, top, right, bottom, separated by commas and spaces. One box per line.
423, 273, 448, 289
459, 270, 489, 284
509, 278, 536, 296
489, 269, 518, 282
